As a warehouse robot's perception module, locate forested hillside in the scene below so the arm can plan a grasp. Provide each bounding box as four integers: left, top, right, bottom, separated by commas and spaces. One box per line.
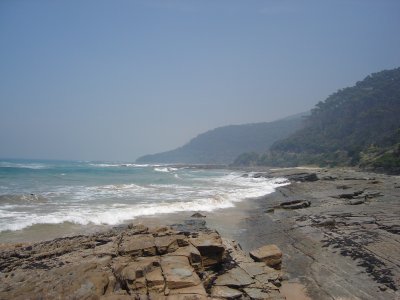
234, 68, 400, 173
136, 114, 306, 164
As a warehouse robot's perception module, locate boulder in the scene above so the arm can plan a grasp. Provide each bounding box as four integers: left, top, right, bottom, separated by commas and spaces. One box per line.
189, 232, 225, 269
249, 245, 282, 270
127, 224, 149, 234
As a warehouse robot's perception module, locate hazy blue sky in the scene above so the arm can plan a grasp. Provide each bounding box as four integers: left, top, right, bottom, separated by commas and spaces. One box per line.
1, 0, 399, 161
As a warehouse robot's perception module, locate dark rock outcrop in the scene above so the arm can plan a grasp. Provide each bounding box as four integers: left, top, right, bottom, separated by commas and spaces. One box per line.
279, 200, 311, 209
285, 173, 319, 182
191, 212, 206, 218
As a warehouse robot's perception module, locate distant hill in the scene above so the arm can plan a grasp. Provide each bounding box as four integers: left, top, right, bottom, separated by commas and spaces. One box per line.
136, 113, 307, 165
234, 67, 400, 173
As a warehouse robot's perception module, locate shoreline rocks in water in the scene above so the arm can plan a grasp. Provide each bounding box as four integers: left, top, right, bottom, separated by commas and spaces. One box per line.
0, 223, 287, 299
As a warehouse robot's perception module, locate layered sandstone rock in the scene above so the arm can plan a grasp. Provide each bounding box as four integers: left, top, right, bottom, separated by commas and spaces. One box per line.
0, 224, 285, 299
249, 245, 283, 270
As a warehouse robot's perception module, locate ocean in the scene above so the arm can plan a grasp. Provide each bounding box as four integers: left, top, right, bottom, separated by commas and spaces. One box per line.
0, 159, 289, 240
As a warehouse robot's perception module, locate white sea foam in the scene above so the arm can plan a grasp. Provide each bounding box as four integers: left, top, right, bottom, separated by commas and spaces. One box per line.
154, 167, 178, 173
0, 196, 236, 231
48, 183, 154, 202
122, 163, 151, 167
0, 162, 48, 169
89, 163, 121, 167
89, 163, 152, 168
0, 170, 290, 233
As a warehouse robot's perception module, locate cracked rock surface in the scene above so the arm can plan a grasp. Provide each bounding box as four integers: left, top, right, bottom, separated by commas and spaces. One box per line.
237, 168, 400, 300
0, 224, 286, 299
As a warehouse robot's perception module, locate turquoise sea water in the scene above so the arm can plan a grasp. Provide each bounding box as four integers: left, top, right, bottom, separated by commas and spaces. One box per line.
0, 159, 288, 235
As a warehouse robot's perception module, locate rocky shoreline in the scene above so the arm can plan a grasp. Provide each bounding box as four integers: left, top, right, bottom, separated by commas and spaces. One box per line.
0, 220, 289, 299
0, 167, 399, 299
236, 167, 400, 300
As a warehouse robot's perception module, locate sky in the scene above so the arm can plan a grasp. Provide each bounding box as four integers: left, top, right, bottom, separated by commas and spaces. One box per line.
1, 0, 400, 161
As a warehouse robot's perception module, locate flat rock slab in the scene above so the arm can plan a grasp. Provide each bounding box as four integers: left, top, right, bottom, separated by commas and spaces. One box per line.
214, 266, 254, 287
169, 284, 207, 296
250, 244, 282, 269
168, 244, 202, 271
118, 234, 156, 256
211, 285, 242, 299
244, 287, 285, 300
155, 234, 187, 254
166, 295, 208, 300
93, 238, 118, 257
0, 259, 112, 299
254, 271, 281, 284
161, 255, 201, 289
120, 256, 160, 281
239, 262, 269, 277
244, 287, 272, 299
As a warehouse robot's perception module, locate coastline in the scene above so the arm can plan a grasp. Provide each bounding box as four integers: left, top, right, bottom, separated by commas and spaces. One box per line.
234, 167, 400, 299
1, 166, 399, 299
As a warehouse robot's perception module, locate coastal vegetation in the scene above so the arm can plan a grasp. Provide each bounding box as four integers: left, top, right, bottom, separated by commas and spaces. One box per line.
137, 67, 400, 174
136, 114, 306, 164
234, 67, 400, 174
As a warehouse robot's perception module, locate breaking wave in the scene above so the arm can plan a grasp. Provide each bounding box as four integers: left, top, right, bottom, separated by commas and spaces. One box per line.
0, 161, 49, 170
0, 166, 289, 233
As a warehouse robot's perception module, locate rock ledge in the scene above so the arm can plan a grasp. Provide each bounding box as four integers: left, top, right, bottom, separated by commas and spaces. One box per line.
0, 224, 286, 300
